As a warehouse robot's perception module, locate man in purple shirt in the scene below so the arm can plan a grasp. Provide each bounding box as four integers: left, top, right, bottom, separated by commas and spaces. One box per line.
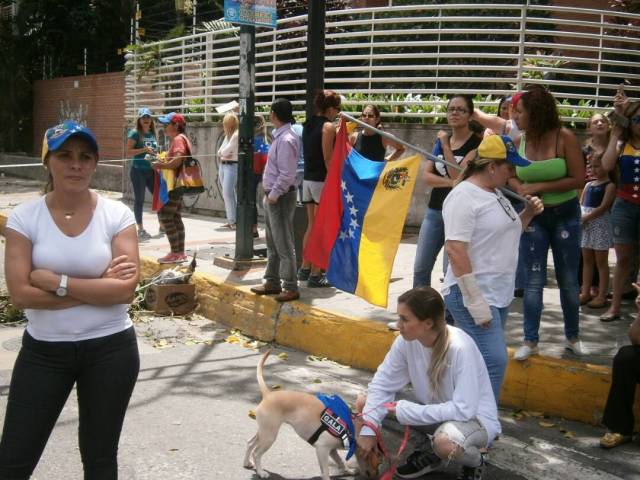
250, 98, 302, 302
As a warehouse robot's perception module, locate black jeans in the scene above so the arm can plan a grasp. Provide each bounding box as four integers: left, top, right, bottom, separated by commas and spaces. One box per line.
0, 327, 140, 480
602, 345, 640, 436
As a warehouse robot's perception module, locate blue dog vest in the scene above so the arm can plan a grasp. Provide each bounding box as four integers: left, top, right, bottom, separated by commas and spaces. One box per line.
307, 394, 356, 460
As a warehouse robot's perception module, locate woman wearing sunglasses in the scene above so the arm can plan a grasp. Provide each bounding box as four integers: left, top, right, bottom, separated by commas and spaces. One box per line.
413, 95, 481, 288
443, 135, 543, 402
600, 87, 640, 322
349, 104, 405, 161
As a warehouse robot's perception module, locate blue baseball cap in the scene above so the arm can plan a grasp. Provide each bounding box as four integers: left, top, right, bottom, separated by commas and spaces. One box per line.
41, 121, 98, 163
157, 112, 186, 125
137, 107, 153, 118
478, 135, 531, 167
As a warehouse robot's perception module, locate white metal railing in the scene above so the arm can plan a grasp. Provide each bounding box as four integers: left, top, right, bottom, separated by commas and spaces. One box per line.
124, 3, 640, 124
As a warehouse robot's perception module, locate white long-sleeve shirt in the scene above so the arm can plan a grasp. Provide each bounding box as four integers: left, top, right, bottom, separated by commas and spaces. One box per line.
362, 326, 501, 444
217, 130, 238, 162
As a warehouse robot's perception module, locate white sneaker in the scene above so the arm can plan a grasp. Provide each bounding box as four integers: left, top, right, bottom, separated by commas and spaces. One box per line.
514, 344, 539, 361
387, 321, 399, 331
566, 340, 589, 356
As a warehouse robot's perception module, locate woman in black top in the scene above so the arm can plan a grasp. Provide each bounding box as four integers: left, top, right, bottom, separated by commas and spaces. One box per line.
349, 104, 405, 161
300, 90, 342, 287
413, 95, 481, 287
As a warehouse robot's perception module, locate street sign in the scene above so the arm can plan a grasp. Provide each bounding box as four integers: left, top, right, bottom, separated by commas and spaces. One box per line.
224, 0, 277, 29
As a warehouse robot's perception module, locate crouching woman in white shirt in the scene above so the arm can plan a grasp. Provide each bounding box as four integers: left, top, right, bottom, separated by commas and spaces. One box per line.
0, 121, 140, 479
442, 135, 543, 405
356, 286, 501, 480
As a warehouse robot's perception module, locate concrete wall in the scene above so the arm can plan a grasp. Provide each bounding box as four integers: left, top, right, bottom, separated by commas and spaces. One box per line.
0, 154, 123, 192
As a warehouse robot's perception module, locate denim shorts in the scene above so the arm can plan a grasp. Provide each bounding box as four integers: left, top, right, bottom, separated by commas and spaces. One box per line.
611, 197, 640, 245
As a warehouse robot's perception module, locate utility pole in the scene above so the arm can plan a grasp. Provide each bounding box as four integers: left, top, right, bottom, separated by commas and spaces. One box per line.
235, 24, 256, 262
193, 0, 197, 35
306, 0, 326, 120
135, 1, 140, 43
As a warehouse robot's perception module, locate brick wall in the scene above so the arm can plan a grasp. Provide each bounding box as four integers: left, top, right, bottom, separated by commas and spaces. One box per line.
32, 72, 125, 160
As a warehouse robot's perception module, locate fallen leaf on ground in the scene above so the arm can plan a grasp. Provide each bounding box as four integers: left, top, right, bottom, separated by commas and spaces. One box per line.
539, 421, 556, 428
271, 384, 282, 390
277, 352, 289, 360
312, 378, 322, 384
524, 411, 544, 417
248, 410, 256, 419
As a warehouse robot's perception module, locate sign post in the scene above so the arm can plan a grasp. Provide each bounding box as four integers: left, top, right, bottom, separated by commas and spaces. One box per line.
224, 0, 277, 267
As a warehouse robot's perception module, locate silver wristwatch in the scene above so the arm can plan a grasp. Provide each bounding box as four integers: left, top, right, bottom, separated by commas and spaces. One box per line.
56, 274, 68, 297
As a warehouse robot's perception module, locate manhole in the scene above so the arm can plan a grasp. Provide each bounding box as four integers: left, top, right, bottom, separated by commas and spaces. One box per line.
2, 337, 22, 352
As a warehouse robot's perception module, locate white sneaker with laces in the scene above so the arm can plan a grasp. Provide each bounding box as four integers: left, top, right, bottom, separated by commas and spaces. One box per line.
566, 340, 589, 356
513, 344, 539, 361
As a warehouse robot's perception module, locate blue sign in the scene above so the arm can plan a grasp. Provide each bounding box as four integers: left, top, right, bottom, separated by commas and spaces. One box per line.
224, 0, 277, 29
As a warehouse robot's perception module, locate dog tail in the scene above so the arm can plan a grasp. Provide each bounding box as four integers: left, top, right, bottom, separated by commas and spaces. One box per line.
257, 349, 271, 398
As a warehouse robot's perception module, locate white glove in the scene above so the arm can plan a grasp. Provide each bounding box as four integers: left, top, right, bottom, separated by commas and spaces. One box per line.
457, 273, 492, 327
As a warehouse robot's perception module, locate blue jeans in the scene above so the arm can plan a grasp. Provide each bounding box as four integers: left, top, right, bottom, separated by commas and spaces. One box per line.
445, 285, 509, 404
129, 167, 155, 226
520, 198, 581, 344
219, 163, 238, 224
414, 207, 448, 287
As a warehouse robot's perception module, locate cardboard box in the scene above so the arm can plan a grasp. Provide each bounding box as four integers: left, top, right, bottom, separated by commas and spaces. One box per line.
144, 284, 196, 315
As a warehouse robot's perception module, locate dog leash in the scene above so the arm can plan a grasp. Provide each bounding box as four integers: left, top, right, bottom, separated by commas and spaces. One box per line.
359, 416, 411, 480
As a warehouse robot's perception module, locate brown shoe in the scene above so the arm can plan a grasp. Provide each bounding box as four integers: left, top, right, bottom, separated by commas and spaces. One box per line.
274, 290, 300, 302
250, 283, 282, 295
600, 432, 632, 449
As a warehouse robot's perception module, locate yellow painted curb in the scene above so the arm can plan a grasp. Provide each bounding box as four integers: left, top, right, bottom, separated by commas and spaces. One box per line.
1, 211, 638, 428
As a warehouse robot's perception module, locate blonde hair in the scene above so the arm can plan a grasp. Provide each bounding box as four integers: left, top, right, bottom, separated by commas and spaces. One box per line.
222, 112, 239, 137
397, 287, 450, 401
455, 154, 503, 185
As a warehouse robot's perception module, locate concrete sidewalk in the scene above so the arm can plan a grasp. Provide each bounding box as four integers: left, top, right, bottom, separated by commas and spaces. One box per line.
0, 176, 639, 429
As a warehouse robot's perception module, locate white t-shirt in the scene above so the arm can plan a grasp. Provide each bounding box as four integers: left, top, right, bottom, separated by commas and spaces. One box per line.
362, 327, 501, 444
442, 181, 522, 308
217, 130, 238, 162
6, 195, 136, 341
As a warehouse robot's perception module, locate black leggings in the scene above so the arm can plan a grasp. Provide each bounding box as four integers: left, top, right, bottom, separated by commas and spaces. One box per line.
0, 327, 140, 480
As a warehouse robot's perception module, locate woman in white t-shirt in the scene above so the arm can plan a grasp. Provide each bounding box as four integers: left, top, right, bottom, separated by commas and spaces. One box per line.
356, 287, 500, 480
217, 112, 240, 229
442, 135, 543, 403
0, 121, 140, 479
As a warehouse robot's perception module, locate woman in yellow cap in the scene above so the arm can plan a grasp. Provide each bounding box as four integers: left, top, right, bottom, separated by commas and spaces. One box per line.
442, 135, 543, 403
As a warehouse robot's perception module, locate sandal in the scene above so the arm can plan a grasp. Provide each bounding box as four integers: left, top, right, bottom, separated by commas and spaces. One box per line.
587, 299, 608, 309
579, 293, 592, 305
600, 432, 632, 449
600, 312, 621, 322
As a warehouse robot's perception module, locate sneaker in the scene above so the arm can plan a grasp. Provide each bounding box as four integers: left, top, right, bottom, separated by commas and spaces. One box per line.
297, 268, 311, 281
387, 321, 399, 331
138, 229, 152, 241
158, 252, 188, 264
457, 461, 485, 480
396, 450, 442, 479
566, 339, 589, 356
307, 274, 332, 288
513, 344, 539, 361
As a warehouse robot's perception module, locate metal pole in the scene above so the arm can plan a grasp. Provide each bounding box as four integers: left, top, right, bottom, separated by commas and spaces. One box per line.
236, 24, 256, 261
192, 0, 197, 35
135, 1, 140, 43
340, 112, 529, 204
306, 0, 325, 120
83, 48, 87, 76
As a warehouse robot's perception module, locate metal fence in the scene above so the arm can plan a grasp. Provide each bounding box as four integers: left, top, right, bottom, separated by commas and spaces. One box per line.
125, 3, 640, 124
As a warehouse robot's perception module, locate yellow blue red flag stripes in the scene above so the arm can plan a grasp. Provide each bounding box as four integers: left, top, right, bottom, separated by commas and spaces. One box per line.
326, 150, 420, 307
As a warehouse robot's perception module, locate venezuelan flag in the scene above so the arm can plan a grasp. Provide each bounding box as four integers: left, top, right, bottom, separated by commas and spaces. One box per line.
304, 118, 420, 307
152, 168, 175, 211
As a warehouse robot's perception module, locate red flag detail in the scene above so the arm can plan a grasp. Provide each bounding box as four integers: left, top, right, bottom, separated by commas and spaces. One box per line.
303, 117, 351, 269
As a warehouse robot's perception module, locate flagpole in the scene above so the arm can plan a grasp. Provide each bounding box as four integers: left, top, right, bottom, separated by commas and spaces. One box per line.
340, 112, 529, 204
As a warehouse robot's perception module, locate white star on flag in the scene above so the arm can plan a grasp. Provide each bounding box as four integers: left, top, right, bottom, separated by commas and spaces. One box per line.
345, 191, 354, 204
339, 231, 347, 240
349, 205, 358, 216
348, 229, 355, 238
635, 177, 639, 182
341, 180, 347, 191
350, 218, 359, 229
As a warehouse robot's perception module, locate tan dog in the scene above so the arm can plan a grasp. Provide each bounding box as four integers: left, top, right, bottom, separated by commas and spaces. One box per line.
243, 350, 380, 479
